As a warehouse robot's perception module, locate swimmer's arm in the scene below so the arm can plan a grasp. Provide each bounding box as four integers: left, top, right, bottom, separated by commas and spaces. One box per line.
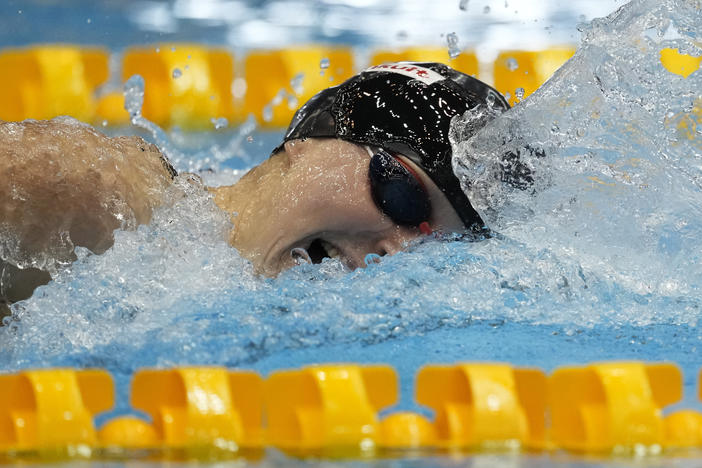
0, 119, 173, 259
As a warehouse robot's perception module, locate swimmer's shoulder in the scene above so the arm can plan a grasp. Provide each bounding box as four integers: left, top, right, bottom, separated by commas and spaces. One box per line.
0, 118, 176, 182
111, 134, 178, 180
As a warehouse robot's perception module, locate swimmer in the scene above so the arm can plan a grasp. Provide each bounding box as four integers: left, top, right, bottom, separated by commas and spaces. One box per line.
0, 62, 509, 314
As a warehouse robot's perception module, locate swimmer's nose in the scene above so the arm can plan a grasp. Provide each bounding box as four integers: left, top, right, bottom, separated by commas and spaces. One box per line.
376, 239, 400, 256
340, 229, 423, 269
375, 229, 423, 257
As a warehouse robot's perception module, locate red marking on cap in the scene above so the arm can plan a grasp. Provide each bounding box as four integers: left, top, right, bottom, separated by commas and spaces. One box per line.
419, 221, 433, 235
365, 63, 446, 85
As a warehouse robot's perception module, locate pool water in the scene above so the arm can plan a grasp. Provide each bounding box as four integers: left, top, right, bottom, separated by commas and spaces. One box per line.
1, 0, 702, 466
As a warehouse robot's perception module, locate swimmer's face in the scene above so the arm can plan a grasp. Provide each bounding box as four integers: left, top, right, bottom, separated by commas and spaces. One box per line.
230, 138, 465, 276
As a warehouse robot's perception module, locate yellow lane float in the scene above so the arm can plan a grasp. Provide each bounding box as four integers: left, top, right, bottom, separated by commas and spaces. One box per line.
493, 47, 575, 105
265, 364, 396, 453
0, 369, 112, 453
0, 46, 108, 122
118, 44, 235, 129
549, 361, 682, 452
416, 363, 547, 450
2, 361, 702, 459
242, 46, 354, 128
660, 47, 702, 78
99, 367, 263, 450
0, 44, 591, 127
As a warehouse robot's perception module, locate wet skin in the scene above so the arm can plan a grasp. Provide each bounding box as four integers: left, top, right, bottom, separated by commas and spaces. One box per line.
211, 138, 465, 276
0, 120, 466, 312
0, 118, 173, 315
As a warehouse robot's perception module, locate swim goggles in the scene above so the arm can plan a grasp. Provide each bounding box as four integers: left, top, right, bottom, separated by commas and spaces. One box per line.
367, 147, 433, 235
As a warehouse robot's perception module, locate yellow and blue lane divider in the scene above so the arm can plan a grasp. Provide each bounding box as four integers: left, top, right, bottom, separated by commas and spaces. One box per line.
0, 44, 698, 130
0, 44, 570, 129
2, 361, 702, 460
1, 43, 697, 130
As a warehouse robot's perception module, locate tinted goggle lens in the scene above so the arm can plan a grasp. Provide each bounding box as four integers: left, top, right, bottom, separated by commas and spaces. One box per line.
368, 149, 431, 227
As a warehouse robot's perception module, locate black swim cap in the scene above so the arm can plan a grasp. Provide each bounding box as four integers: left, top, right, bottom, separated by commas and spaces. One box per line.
277, 62, 510, 233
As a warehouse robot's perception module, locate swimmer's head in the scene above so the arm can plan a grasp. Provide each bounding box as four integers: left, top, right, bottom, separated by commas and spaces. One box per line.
222, 62, 511, 275
275, 62, 510, 235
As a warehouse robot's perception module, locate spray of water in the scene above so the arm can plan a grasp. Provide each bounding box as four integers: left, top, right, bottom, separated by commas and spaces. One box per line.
452, 0, 702, 313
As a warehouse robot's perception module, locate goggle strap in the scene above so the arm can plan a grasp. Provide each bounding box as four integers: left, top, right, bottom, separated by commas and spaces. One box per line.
393, 155, 428, 193
366, 145, 429, 195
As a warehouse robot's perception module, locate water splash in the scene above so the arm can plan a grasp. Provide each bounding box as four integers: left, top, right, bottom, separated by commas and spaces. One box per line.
447, 32, 461, 59
124, 74, 264, 175
123, 74, 181, 163
262, 104, 273, 122
319, 57, 330, 75
210, 117, 229, 130
290, 73, 304, 95
506, 57, 519, 71
452, 0, 702, 323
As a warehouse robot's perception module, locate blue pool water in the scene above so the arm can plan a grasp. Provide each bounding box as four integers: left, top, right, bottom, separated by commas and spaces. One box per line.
1, 0, 702, 466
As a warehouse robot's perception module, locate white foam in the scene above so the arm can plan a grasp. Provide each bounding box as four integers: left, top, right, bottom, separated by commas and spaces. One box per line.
2, 0, 701, 372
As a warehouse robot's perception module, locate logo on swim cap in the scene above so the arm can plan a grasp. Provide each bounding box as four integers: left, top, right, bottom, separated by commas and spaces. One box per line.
364, 63, 446, 85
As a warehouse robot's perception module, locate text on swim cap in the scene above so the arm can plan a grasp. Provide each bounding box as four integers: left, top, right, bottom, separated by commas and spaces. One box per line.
364, 63, 446, 85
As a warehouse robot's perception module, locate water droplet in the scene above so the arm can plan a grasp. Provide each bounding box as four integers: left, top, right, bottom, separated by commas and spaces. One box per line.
515, 87, 525, 100
396, 30, 408, 40
271, 90, 285, 106
504, 91, 512, 101
210, 117, 229, 130
291, 248, 311, 265
320, 57, 330, 70
17, 9, 22, 14
506, 57, 519, 71
446, 32, 460, 59
155, 47, 160, 53
486, 91, 496, 107
459, 0, 469, 11
287, 94, 298, 110
171, 46, 176, 52
364, 253, 381, 266
262, 105, 273, 122
290, 73, 304, 95
86, 18, 92, 24
123, 74, 145, 118
101, 120, 108, 127
172, 68, 182, 79
232, 77, 247, 98
483, 5, 490, 13
246, 135, 254, 143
